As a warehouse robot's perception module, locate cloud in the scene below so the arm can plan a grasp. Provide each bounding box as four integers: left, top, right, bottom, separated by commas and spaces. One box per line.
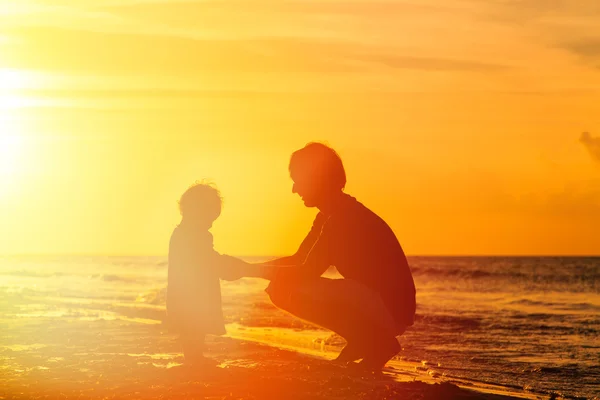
539, 184, 600, 219
0, 0, 474, 42
468, 1, 600, 67
563, 38, 600, 61
580, 132, 600, 162
352, 54, 505, 71
102, 0, 467, 17
0, 0, 518, 82
1, 26, 506, 76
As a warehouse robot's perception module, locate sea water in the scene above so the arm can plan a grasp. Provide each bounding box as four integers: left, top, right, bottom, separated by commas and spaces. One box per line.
0, 255, 598, 399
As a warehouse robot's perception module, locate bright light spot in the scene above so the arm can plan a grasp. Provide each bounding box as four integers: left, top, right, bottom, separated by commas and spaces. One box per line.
1, 70, 26, 186
0, 3, 34, 16
0, 69, 39, 198
1, 69, 57, 109
0, 69, 29, 91
0, 131, 24, 179
0, 109, 26, 198
1, 69, 27, 110
0, 94, 39, 109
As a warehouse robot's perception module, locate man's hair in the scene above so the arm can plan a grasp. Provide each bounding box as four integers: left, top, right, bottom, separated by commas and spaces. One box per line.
178, 181, 222, 221
289, 142, 346, 190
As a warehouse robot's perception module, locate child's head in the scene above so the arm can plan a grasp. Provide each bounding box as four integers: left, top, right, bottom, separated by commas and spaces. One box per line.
178, 181, 222, 227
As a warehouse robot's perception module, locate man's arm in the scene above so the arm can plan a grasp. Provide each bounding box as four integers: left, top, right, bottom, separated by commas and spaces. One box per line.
256, 213, 327, 267
259, 220, 332, 281
257, 255, 298, 266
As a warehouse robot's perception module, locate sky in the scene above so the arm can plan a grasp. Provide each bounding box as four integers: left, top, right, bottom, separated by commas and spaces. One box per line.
0, 0, 599, 256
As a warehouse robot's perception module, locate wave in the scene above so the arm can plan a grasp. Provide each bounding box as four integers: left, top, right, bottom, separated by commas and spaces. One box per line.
411, 266, 505, 279
0, 269, 157, 286
411, 265, 600, 283
415, 314, 482, 330
410, 260, 600, 294
135, 288, 167, 305
93, 274, 151, 284
507, 299, 600, 312
0, 270, 66, 278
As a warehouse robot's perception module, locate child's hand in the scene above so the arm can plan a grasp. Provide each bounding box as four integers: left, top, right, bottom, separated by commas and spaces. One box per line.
219, 255, 246, 281
220, 266, 244, 281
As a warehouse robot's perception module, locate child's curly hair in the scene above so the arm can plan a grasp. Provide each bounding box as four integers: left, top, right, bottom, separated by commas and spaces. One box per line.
178, 180, 222, 222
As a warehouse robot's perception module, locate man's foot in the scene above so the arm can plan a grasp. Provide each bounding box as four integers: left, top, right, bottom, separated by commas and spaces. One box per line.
357, 338, 400, 372
332, 342, 363, 364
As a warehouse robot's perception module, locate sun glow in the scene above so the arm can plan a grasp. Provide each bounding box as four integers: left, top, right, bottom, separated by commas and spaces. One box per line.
1, 69, 34, 109
1, 70, 28, 194
0, 127, 25, 187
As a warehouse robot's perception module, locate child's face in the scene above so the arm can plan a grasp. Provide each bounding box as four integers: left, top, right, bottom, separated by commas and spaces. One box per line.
199, 215, 215, 229
185, 207, 216, 229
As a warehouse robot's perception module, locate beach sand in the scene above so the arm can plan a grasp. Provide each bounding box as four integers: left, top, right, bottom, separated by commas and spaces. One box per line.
0, 317, 540, 400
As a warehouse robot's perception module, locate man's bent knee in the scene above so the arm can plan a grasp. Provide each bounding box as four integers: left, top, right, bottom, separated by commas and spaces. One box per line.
265, 279, 296, 310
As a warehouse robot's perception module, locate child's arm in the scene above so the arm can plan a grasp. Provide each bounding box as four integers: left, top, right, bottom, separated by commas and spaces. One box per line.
219, 256, 312, 281
219, 255, 279, 280
219, 255, 250, 281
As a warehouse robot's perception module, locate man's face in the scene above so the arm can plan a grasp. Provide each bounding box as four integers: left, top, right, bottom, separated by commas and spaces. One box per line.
290, 168, 323, 208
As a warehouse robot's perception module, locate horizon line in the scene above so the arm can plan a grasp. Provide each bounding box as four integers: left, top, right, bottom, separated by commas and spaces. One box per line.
1, 253, 598, 258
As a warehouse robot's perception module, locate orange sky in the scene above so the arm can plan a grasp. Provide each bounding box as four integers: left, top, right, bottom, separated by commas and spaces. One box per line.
1, 0, 599, 256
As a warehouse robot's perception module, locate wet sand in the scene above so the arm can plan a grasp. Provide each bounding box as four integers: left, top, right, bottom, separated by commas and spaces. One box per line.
0, 317, 543, 400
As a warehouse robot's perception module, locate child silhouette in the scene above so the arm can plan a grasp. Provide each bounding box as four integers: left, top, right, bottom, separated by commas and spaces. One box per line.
167, 181, 246, 366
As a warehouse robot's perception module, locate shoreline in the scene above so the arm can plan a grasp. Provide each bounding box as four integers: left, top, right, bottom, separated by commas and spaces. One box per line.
1, 318, 548, 400
224, 324, 544, 400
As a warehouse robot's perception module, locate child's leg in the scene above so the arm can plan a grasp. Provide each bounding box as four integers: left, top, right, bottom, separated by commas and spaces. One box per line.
181, 332, 206, 364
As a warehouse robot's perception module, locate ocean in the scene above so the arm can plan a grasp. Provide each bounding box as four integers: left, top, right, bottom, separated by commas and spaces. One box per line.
0, 255, 598, 399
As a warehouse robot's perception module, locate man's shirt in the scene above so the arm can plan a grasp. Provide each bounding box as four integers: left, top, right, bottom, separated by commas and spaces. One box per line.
301, 193, 417, 327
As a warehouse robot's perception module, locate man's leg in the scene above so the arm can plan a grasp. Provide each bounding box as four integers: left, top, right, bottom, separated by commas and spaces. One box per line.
266, 277, 400, 369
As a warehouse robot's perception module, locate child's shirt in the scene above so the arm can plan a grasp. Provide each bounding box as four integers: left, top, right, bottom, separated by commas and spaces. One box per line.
167, 222, 226, 335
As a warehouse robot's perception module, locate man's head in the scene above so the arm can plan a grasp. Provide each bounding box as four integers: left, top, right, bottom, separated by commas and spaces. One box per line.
178, 181, 222, 228
289, 142, 346, 208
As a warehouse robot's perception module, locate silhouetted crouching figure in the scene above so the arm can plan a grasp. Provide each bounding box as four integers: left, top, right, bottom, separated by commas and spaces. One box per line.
261, 143, 416, 371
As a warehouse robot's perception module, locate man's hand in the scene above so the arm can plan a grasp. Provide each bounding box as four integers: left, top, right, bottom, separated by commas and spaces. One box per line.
219, 255, 302, 281
264, 265, 303, 282
257, 264, 282, 280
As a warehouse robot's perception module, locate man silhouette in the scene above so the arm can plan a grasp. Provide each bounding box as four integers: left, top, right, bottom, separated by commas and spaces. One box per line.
258, 142, 416, 371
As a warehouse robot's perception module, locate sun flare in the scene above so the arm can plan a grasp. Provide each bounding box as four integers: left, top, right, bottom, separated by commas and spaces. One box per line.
0, 130, 24, 180
0, 69, 29, 193
0, 112, 26, 194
